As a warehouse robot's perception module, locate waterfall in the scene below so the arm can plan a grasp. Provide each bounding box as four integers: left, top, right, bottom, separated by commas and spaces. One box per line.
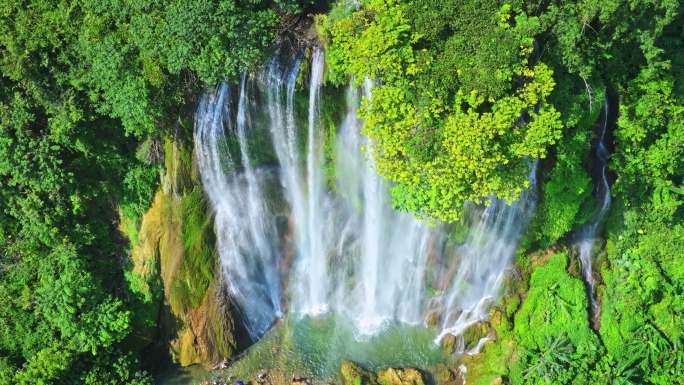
194, 81, 281, 340
331, 82, 434, 334
576, 98, 611, 322
194, 51, 539, 343
263, 56, 432, 332
301, 48, 330, 315
435, 162, 538, 343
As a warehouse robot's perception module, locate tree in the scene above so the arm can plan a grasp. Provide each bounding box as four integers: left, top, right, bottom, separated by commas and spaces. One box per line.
324, 0, 562, 221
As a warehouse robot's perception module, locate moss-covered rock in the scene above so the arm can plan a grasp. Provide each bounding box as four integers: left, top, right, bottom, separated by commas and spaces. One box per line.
487, 307, 510, 337
513, 253, 598, 352
462, 322, 490, 352
124, 134, 240, 368
440, 334, 458, 355
172, 282, 237, 366
459, 337, 518, 385
376, 368, 425, 385
509, 252, 599, 384
434, 364, 464, 385
339, 363, 426, 385
340, 361, 376, 385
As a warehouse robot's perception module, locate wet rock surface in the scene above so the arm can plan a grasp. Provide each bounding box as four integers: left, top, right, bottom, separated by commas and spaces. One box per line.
339, 361, 428, 385
377, 368, 425, 385
340, 360, 376, 385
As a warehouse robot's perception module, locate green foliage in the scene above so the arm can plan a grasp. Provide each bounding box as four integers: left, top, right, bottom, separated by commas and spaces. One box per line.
0, 0, 288, 136
521, 334, 575, 384
0, 0, 301, 382
1, 0, 683, 383
13, 346, 73, 385
535, 128, 593, 245
0, 77, 143, 381
599, 210, 684, 384
324, 0, 563, 221
126, 0, 278, 84
80, 352, 153, 385
122, 164, 159, 223
514, 254, 598, 383
534, 79, 602, 246
591, 10, 684, 383
614, 62, 683, 214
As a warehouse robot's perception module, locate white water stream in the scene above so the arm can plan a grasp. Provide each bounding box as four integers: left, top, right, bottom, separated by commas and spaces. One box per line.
576, 99, 611, 322
194, 52, 538, 344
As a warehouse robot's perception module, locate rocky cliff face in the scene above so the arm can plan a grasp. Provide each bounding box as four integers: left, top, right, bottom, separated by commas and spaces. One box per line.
124, 131, 241, 368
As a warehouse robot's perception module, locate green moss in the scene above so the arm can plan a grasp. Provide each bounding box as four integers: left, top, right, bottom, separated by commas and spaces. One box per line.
164, 137, 195, 194
377, 368, 424, 385
599, 213, 684, 373
119, 208, 141, 248
463, 337, 517, 385
341, 361, 376, 385
169, 188, 216, 312
204, 285, 238, 362
514, 253, 597, 351
120, 194, 166, 352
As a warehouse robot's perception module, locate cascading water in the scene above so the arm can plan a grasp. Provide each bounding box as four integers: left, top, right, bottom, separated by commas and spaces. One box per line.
194, 51, 539, 345
194, 80, 282, 340
435, 163, 538, 343
330, 81, 434, 334
262, 58, 437, 334
300, 48, 332, 315
576, 98, 611, 323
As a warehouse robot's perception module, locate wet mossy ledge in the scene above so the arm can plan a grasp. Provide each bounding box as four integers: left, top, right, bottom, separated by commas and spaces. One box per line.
121, 127, 241, 368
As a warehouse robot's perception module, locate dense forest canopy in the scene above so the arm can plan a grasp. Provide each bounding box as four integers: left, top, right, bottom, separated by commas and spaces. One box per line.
0, 0, 682, 384
321, 0, 682, 222
0, 1, 302, 383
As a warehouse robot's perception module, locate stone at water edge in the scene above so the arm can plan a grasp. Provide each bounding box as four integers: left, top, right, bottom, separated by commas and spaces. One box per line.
376, 368, 425, 385
440, 334, 461, 355
440, 321, 494, 355
291, 377, 312, 385
340, 361, 377, 385
462, 321, 491, 352
435, 364, 464, 385
424, 310, 440, 329
339, 362, 427, 385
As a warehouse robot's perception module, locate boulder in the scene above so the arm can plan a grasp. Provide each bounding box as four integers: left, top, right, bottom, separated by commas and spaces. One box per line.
434, 364, 464, 385
377, 368, 425, 385
441, 334, 460, 354
340, 361, 376, 385
291, 377, 311, 385
424, 310, 440, 328
462, 321, 490, 352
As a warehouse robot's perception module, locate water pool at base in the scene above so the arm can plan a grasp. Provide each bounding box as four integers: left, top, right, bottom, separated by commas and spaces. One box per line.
159, 315, 454, 385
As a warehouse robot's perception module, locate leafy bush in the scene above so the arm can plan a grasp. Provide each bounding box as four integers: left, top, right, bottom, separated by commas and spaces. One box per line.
324, 0, 562, 221
534, 77, 602, 246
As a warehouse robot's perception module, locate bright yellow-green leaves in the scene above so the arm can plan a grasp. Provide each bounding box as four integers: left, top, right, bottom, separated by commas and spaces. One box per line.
325, 0, 420, 85
325, 0, 563, 221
